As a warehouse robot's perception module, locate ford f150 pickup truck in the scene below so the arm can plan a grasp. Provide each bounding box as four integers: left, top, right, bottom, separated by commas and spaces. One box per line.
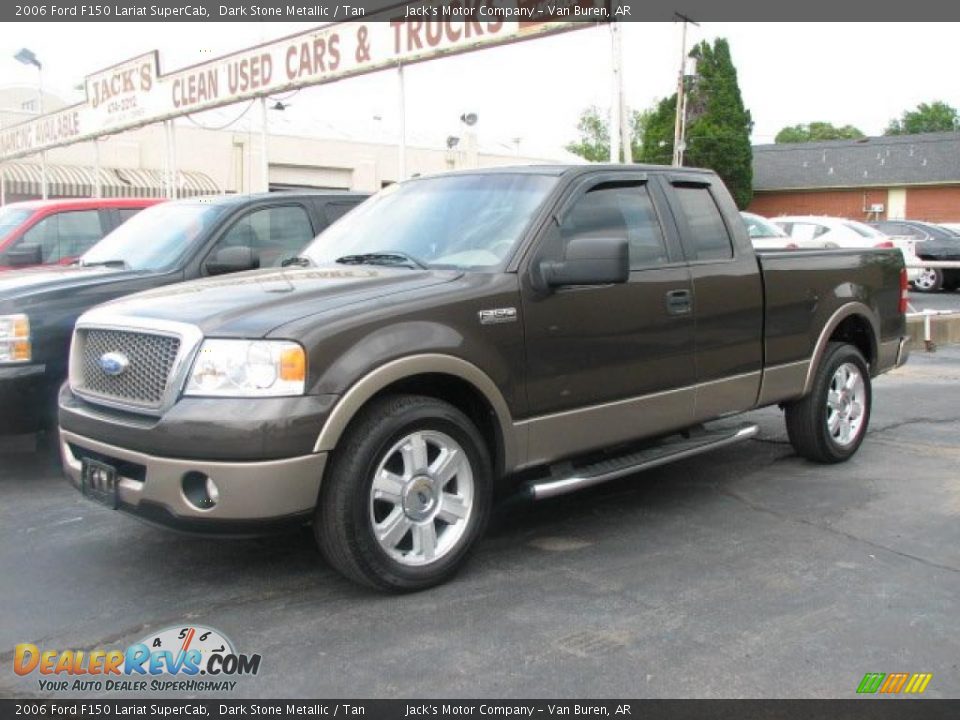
58, 165, 910, 591
0, 190, 366, 435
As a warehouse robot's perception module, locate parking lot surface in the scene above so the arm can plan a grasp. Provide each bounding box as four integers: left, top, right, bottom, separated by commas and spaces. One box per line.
908, 289, 960, 314
1, 347, 959, 699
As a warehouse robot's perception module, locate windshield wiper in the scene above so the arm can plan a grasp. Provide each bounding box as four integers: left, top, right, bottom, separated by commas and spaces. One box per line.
80, 259, 128, 269
335, 251, 428, 270
281, 256, 312, 268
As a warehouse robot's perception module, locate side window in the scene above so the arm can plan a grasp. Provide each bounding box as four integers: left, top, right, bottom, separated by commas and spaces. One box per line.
789, 223, 820, 242
561, 184, 669, 270
56, 210, 106, 258
116, 207, 144, 223
19, 215, 60, 261
212, 205, 314, 268
674, 186, 734, 261
323, 201, 360, 226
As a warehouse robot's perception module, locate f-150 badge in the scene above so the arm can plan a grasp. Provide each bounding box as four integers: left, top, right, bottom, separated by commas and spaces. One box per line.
478, 308, 517, 325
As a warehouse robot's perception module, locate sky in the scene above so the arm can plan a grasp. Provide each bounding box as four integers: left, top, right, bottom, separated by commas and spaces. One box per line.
1, 21, 958, 159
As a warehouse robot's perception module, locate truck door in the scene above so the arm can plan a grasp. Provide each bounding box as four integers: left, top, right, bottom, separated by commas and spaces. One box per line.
519, 174, 696, 465
660, 176, 764, 421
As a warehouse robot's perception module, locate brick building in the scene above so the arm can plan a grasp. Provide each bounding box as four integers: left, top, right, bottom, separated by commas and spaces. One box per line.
748, 132, 960, 223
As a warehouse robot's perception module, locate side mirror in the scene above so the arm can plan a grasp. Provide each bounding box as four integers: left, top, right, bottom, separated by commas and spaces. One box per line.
205, 246, 260, 276
6, 244, 43, 268
534, 236, 630, 290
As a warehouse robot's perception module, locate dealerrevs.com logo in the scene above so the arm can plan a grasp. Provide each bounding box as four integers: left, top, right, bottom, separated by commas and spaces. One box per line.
14, 624, 261, 693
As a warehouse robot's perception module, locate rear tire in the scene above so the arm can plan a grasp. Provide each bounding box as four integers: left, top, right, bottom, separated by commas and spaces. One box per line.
911, 267, 943, 293
785, 342, 871, 464
315, 394, 492, 592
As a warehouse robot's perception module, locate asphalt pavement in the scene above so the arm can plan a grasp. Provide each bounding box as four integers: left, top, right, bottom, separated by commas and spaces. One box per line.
907, 289, 960, 313
1, 347, 959, 699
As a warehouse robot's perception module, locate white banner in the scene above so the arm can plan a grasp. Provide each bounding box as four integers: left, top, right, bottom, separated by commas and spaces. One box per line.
0, 11, 601, 161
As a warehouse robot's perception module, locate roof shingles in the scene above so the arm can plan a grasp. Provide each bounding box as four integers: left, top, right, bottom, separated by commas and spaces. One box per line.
752, 132, 960, 191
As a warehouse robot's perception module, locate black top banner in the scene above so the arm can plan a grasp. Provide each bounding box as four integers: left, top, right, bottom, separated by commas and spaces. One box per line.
1, 700, 960, 720
3, 0, 960, 22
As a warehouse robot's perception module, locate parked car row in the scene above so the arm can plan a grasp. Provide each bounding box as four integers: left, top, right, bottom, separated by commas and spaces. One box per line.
0, 198, 162, 271
741, 212, 960, 292
0, 191, 367, 435
870, 220, 960, 292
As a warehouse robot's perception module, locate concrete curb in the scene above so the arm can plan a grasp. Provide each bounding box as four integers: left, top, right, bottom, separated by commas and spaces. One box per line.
907, 312, 960, 351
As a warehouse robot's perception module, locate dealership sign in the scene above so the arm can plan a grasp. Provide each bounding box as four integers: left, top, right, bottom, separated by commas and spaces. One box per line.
0, 4, 603, 161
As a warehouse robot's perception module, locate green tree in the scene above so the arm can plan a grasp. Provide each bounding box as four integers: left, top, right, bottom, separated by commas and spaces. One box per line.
638, 38, 754, 208
566, 106, 610, 162
885, 101, 959, 135
775, 122, 865, 143
638, 95, 676, 165
566, 106, 651, 162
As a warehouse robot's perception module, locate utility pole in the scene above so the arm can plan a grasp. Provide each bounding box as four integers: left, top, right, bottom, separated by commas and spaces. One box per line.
672, 13, 699, 167
260, 96, 269, 193
609, 22, 622, 163
397, 63, 407, 181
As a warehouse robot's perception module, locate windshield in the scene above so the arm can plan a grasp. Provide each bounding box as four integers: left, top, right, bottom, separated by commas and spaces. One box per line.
843, 220, 884, 238
303, 173, 558, 270
81, 202, 226, 271
917, 222, 960, 240
0, 207, 33, 243
741, 213, 787, 239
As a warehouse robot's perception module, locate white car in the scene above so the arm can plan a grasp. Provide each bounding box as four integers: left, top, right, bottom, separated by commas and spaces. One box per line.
741, 212, 796, 250
774, 215, 920, 283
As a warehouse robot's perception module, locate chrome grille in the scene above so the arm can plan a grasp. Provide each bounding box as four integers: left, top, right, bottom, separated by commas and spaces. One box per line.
75, 328, 181, 409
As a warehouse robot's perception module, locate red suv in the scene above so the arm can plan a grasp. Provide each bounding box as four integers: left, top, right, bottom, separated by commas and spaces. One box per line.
0, 198, 164, 271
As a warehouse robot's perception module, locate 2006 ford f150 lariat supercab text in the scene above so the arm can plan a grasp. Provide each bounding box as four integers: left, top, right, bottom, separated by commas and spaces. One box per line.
59, 166, 910, 591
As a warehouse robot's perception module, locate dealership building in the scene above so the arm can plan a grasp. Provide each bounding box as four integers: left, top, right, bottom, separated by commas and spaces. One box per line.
748, 132, 960, 223
0, 85, 564, 203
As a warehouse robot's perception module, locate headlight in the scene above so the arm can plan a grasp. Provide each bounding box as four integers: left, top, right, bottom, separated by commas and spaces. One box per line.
184, 339, 306, 397
0, 314, 30, 363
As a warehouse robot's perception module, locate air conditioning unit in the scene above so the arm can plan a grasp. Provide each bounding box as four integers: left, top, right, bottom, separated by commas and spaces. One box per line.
869, 203, 885, 213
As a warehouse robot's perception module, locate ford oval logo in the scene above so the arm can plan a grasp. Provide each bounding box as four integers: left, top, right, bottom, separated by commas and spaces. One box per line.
98, 352, 129, 377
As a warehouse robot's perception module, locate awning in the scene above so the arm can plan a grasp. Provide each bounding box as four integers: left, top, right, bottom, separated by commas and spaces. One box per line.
0, 162, 220, 199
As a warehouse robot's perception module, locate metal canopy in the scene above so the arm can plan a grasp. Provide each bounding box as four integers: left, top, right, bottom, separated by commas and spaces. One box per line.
1, 162, 219, 198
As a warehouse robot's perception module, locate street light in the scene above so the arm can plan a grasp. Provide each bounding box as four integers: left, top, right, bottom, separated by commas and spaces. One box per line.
14, 48, 41, 70
14, 47, 47, 199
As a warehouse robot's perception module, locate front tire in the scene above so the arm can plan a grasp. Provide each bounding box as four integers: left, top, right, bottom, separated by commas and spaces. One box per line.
785, 342, 871, 464
315, 394, 493, 592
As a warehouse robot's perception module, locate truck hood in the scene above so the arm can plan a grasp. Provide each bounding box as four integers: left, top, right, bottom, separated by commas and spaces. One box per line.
0, 264, 134, 302
92, 265, 463, 337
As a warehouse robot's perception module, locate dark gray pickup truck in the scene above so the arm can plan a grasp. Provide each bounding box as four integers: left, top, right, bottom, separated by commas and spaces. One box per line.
0, 190, 365, 435
58, 165, 910, 591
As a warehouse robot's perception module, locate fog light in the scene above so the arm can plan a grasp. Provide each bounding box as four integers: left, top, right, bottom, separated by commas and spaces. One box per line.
182, 471, 218, 510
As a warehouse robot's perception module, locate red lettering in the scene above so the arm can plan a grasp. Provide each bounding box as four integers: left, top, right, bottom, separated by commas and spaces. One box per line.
328, 33, 340, 70
407, 20, 423, 50
140, 64, 152, 92
425, 20, 443, 47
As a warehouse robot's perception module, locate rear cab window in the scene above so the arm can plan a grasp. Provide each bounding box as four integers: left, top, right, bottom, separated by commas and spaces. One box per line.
672, 185, 734, 261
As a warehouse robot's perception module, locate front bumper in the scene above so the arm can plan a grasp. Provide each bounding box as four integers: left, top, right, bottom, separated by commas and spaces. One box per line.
61, 429, 327, 535
0, 364, 47, 434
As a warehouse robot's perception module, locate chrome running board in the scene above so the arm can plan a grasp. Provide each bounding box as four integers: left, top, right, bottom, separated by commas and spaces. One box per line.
525, 423, 759, 501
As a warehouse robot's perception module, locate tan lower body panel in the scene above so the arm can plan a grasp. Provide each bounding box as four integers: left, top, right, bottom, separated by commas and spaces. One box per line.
61, 429, 327, 521
757, 360, 810, 406
515, 386, 697, 469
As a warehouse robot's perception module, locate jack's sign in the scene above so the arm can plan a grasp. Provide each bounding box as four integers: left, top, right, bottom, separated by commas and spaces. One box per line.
0, 3, 606, 161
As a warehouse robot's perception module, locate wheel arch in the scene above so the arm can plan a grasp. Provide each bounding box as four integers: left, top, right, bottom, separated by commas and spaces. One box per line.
313, 355, 519, 475
803, 302, 879, 395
